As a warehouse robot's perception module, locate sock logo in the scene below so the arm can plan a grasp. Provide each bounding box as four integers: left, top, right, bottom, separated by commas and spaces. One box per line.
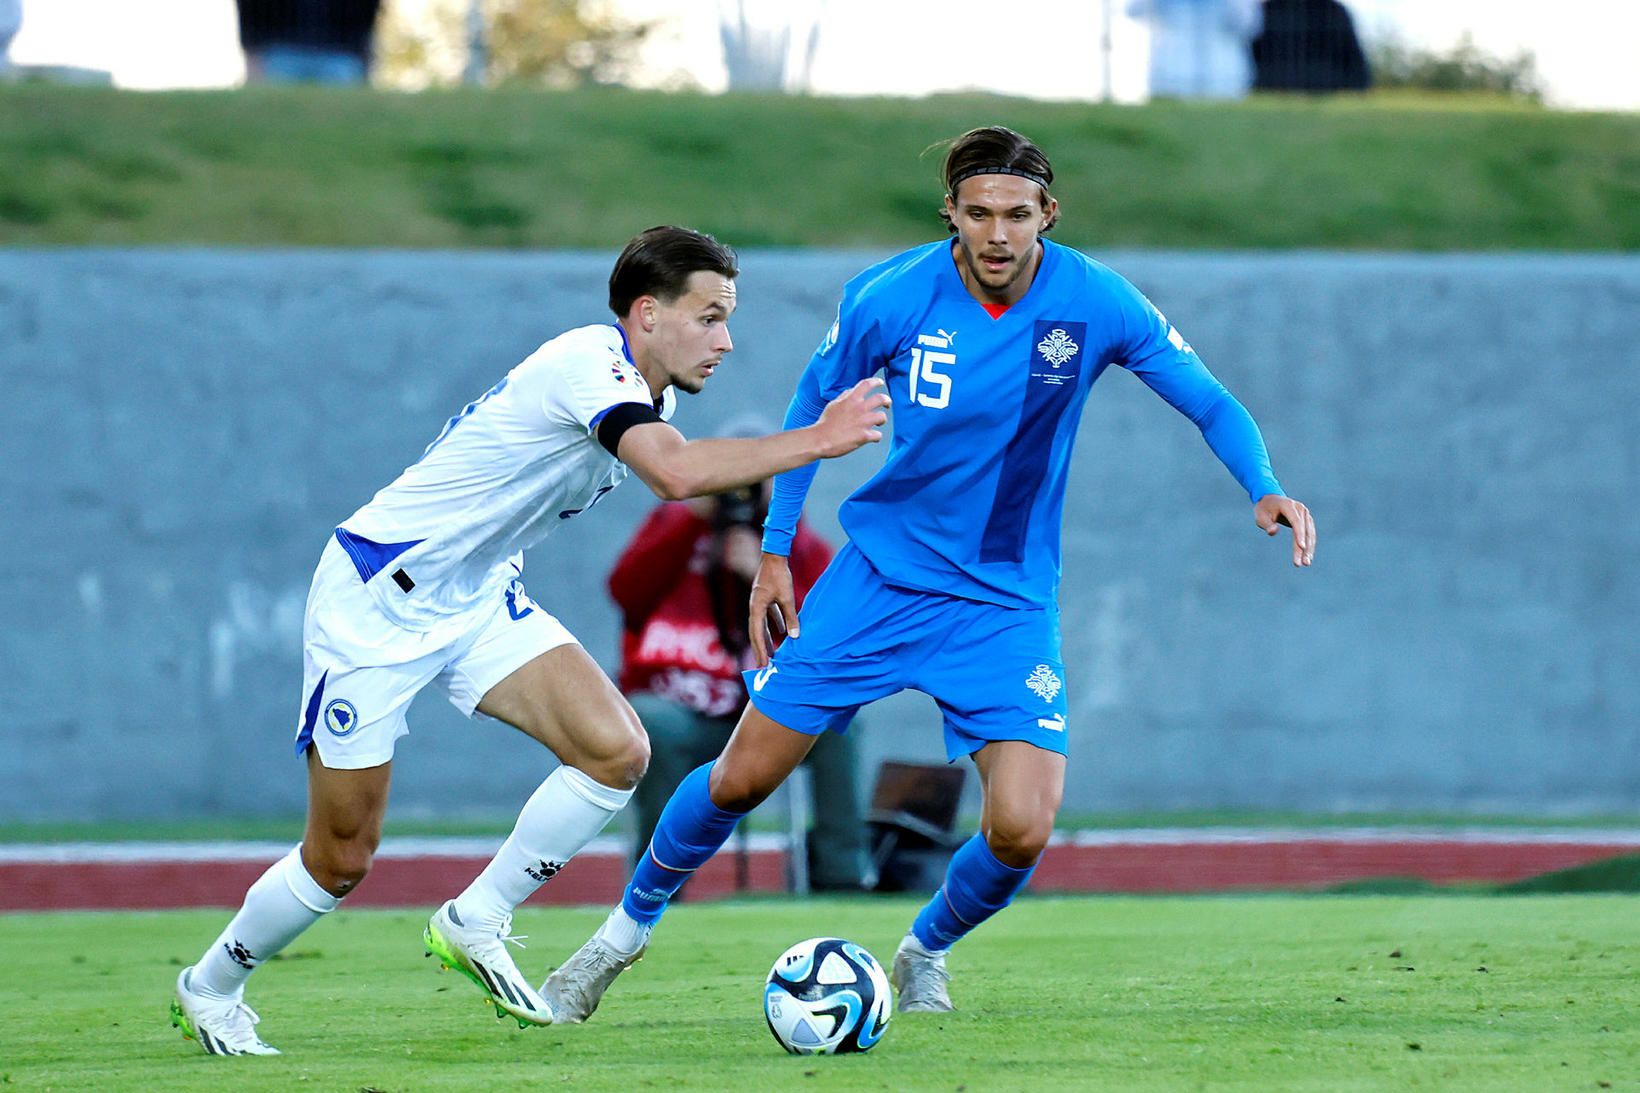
526, 859, 565, 883
629, 885, 667, 908
225, 939, 257, 969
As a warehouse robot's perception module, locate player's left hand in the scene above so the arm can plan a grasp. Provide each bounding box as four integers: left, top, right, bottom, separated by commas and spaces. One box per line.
1255, 494, 1315, 567
749, 552, 798, 665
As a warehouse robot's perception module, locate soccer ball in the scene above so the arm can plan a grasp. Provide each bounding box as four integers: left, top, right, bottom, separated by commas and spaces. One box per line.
762, 937, 892, 1055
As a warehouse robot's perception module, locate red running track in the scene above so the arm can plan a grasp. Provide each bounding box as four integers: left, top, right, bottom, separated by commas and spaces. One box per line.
4, 832, 1636, 911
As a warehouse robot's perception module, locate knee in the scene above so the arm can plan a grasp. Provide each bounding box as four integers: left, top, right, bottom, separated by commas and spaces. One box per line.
707, 760, 777, 813
580, 716, 650, 790
984, 813, 1053, 869
303, 835, 376, 897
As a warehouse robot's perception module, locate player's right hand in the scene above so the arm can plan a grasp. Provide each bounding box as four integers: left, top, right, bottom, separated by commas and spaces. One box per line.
749, 552, 798, 665
1255, 494, 1316, 567
813, 377, 890, 458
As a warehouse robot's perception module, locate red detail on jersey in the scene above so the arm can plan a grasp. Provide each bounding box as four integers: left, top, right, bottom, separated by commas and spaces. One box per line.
981, 302, 1011, 320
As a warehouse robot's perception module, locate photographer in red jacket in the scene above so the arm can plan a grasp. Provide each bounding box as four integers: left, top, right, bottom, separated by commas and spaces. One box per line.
610, 478, 865, 890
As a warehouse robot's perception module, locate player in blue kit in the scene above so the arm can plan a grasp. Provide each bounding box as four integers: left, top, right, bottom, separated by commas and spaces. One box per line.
542, 128, 1316, 1018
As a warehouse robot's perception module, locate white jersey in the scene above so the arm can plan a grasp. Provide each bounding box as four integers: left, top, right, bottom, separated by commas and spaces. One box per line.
335, 323, 674, 632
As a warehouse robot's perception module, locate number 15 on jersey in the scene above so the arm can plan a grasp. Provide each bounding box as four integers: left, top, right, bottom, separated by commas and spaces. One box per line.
909, 333, 954, 409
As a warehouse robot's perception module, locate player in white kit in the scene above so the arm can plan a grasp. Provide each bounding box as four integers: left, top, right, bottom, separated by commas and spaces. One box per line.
170, 227, 891, 1056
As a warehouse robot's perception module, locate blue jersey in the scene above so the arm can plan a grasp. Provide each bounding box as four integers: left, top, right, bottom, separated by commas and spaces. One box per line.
762, 239, 1283, 609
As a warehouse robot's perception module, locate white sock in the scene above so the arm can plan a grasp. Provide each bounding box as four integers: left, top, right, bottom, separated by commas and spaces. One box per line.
903, 931, 948, 956
452, 765, 633, 933
594, 904, 651, 958
192, 845, 340, 998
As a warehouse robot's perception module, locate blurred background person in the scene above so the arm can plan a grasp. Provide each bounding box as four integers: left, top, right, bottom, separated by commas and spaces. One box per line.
0, 0, 20, 77
238, 0, 382, 85
609, 439, 866, 892
1252, 0, 1370, 92
1131, 0, 1263, 100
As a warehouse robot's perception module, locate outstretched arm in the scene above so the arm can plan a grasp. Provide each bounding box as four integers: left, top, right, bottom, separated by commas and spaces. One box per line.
1133, 363, 1316, 568
606, 378, 888, 501
1115, 287, 1314, 567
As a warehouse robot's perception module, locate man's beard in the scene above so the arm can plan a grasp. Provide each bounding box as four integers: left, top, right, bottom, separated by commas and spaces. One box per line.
966, 247, 1022, 291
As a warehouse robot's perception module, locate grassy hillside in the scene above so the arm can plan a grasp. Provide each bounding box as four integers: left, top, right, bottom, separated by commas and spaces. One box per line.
3, 85, 1637, 250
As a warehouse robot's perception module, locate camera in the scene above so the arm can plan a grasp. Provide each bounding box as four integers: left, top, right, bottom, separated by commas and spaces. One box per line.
713, 485, 765, 531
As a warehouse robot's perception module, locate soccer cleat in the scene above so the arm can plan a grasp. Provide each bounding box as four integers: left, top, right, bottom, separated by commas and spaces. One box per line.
539, 935, 646, 1023
423, 900, 554, 1028
891, 934, 954, 1013
170, 966, 280, 1056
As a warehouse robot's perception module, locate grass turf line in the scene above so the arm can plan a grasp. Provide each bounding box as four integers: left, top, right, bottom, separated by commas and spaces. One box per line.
2, 85, 1638, 251
0, 895, 1634, 1091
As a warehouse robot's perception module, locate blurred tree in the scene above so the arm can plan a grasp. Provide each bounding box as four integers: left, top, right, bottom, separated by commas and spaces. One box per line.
1369, 32, 1542, 101
376, 0, 654, 90
487, 0, 654, 87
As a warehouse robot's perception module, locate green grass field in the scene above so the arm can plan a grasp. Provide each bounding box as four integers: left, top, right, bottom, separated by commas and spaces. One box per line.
3, 85, 1637, 251
2, 895, 1635, 1091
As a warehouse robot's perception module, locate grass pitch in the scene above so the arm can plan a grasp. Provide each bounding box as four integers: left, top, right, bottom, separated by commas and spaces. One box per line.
1, 895, 1634, 1092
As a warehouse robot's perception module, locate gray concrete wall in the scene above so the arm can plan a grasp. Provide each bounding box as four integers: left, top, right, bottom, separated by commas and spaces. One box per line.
3, 249, 1637, 822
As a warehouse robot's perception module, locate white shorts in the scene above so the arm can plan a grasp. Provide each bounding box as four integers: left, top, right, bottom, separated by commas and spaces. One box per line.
293, 539, 577, 770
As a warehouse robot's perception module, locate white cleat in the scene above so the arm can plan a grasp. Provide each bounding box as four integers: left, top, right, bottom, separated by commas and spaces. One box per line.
170, 966, 280, 1056
891, 934, 954, 1013
540, 935, 646, 1024
423, 900, 554, 1028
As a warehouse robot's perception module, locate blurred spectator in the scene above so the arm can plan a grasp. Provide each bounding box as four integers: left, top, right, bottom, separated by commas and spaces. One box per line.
0, 0, 20, 76
238, 0, 382, 85
1131, 0, 1262, 100
1251, 0, 1370, 92
609, 476, 866, 891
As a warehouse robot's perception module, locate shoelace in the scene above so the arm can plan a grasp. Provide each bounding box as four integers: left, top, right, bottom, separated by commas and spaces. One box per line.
212, 998, 265, 1045
583, 943, 627, 971
496, 917, 529, 951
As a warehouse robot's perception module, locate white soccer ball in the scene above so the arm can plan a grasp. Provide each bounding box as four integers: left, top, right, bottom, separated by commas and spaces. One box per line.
763, 937, 892, 1055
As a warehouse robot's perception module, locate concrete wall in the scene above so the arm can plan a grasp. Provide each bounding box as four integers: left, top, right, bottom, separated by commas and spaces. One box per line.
3, 249, 1637, 822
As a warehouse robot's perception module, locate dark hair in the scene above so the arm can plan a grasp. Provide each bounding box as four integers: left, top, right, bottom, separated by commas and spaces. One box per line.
937, 126, 1057, 233
608, 226, 739, 317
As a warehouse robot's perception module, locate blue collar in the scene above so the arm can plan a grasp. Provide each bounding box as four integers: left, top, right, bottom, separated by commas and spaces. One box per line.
613, 322, 636, 365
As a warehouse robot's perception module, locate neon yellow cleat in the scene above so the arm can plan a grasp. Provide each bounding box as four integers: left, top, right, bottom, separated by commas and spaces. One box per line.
424, 900, 553, 1028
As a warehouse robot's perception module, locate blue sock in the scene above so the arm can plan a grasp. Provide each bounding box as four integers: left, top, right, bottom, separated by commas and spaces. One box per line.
911, 833, 1037, 951
621, 763, 746, 926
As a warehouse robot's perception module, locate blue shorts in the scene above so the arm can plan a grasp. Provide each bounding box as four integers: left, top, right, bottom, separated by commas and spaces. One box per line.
743, 543, 1069, 760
